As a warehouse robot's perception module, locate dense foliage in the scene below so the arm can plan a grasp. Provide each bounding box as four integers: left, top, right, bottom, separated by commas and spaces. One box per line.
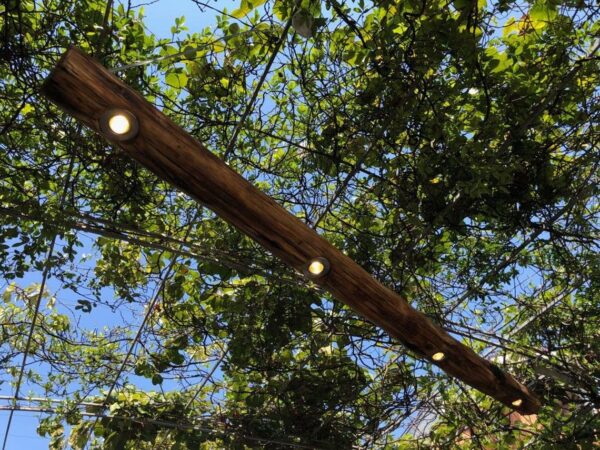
1, 0, 598, 448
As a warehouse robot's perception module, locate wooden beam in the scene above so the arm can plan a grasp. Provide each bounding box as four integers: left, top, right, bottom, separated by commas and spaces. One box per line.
41, 47, 541, 414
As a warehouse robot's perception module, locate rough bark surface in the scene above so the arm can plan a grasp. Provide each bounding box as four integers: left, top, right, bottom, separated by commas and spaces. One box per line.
41, 47, 541, 414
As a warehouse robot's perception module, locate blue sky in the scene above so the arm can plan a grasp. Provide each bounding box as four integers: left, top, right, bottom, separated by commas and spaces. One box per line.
0, 2, 235, 448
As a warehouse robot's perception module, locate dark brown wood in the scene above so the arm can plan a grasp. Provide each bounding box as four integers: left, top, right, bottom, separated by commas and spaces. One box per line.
41, 47, 541, 414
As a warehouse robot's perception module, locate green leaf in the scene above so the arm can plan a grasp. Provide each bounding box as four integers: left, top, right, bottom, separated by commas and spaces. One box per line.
231, 0, 266, 19
151, 373, 164, 385
21, 103, 34, 115
165, 71, 188, 89
529, 1, 557, 29
74, 299, 94, 313
292, 10, 313, 38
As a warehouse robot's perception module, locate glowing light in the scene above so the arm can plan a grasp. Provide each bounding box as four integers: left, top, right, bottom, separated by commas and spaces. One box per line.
432, 352, 445, 362
304, 257, 330, 279
99, 109, 138, 141
308, 260, 325, 275
512, 399, 523, 407
108, 114, 131, 134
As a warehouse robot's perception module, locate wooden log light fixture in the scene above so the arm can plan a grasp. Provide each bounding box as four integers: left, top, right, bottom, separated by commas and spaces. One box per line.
41, 47, 541, 414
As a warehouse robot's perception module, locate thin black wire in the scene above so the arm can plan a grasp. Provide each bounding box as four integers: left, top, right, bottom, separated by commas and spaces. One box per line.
81, 211, 201, 446
153, 345, 227, 447
1, 155, 75, 450
0, 404, 323, 450
222, 0, 302, 161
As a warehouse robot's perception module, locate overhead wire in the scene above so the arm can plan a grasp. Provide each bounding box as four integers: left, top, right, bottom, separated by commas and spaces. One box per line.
0, 153, 75, 450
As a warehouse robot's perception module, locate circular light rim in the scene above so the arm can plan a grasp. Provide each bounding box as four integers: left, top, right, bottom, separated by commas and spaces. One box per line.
431, 351, 446, 362
99, 108, 139, 141
303, 257, 330, 279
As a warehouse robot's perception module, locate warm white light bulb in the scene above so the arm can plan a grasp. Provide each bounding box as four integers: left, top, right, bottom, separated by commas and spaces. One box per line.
100, 109, 138, 141
308, 260, 325, 275
512, 399, 523, 407
108, 114, 131, 134
432, 352, 445, 362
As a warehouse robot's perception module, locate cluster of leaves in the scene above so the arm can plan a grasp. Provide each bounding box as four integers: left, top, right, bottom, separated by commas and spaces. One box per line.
0, 0, 598, 448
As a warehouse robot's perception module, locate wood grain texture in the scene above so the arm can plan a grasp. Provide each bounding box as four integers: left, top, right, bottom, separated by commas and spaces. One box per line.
41, 47, 541, 414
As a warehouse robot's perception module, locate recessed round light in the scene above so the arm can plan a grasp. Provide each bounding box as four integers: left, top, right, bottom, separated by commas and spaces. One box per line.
309, 260, 325, 274
432, 352, 445, 362
511, 398, 523, 407
108, 114, 131, 134
303, 257, 330, 279
99, 108, 139, 141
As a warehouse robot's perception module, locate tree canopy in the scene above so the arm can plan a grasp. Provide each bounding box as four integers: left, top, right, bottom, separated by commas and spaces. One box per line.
0, 0, 598, 448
